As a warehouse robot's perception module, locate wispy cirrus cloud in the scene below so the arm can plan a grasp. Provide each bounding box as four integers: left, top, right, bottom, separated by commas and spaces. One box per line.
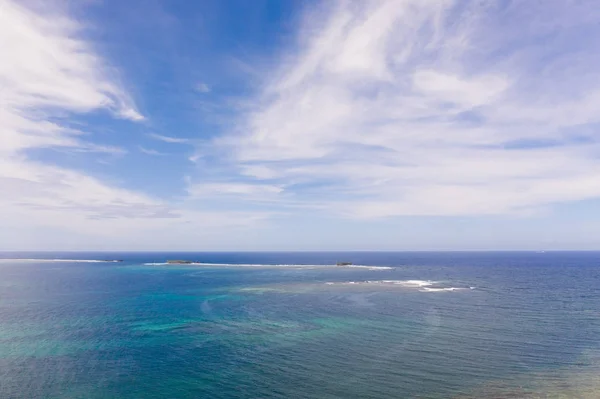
0, 1, 143, 130
0, 0, 151, 225
195, 82, 211, 93
203, 0, 600, 218
138, 146, 167, 156
187, 182, 284, 202
5, 0, 600, 250
147, 132, 190, 144
0, 0, 265, 249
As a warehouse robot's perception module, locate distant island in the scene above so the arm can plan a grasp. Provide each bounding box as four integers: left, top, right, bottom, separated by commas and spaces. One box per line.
336, 261, 353, 266
167, 260, 195, 264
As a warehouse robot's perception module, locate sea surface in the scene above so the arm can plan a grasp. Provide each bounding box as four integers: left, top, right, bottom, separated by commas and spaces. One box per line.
0, 252, 599, 398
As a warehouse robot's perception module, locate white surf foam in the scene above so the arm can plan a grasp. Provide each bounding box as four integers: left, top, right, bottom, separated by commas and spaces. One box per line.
0, 259, 117, 263
196, 263, 309, 267
144, 262, 318, 267
323, 280, 475, 293
419, 287, 466, 292
383, 279, 435, 287
324, 279, 436, 287
345, 265, 393, 270
143, 262, 392, 269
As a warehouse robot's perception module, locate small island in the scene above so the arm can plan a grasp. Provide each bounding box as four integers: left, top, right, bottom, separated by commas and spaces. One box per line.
167, 260, 194, 264
336, 261, 353, 266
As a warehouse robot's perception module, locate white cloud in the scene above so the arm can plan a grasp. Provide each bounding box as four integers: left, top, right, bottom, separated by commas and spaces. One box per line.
0, 0, 146, 223
187, 182, 283, 201
240, 165, 280, 180
5, 0, 600, 250
0, 0, 262, 249
0, 1, 143, 124
148, 132, 189, 144
195, 82, 211, 93
138, 146, 167, 156
412, 69, 509, 108
204, 0, 600, 218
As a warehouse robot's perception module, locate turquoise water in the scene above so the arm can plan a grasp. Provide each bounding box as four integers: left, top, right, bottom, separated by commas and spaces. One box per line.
0, 252, 599, 398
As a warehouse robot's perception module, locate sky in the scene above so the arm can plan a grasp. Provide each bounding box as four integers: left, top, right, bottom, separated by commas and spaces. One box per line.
2, 0, 600, 251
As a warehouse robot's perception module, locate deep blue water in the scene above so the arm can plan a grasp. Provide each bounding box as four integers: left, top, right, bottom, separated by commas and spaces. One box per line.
0, 252, 599, 398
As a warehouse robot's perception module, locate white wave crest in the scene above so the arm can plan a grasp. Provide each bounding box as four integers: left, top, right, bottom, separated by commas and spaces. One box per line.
323, 280, 475, 292
383, 280, 435, 287
419, 287, 466, 292
0, 259, 118, 263
143, 262, 392, 269
144, 262, 311, 267
324, 279, 436, 287
345, 265, 393, 270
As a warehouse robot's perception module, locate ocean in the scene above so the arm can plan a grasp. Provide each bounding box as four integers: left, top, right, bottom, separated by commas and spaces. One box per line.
0, 252, 599, 398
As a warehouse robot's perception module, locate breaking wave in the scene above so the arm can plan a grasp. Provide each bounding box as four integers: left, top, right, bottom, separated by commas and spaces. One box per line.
324, 280, 475, 292
419, 287, 473, 292
325, 279, 435, 287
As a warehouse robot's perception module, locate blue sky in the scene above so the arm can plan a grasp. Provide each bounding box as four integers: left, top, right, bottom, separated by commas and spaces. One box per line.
2, 0, 600, 251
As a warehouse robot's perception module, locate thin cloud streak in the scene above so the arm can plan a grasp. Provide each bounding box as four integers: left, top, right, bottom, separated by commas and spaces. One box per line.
187, 182, 285, 204
138, 146, 168, 156
195, 82, 211, 93
148, 133, 190, 144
